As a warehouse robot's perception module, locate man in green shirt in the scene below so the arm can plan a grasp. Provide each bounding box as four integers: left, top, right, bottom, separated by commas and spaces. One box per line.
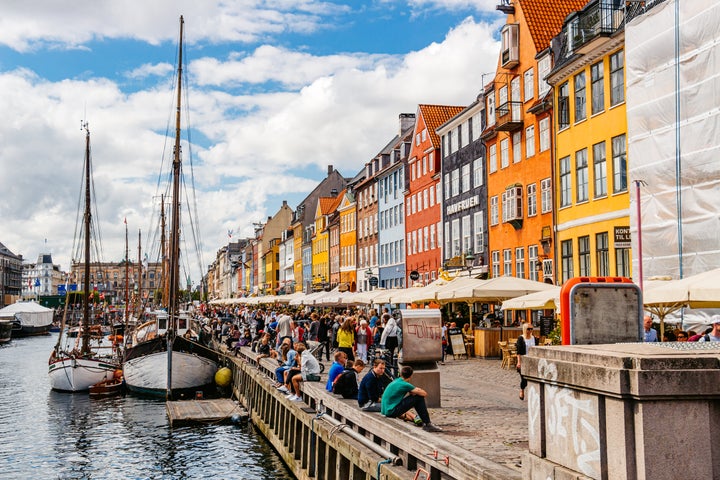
381, 365, 442, 433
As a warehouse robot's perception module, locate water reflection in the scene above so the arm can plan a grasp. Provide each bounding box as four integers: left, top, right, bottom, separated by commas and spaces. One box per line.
0, 335, 293, 479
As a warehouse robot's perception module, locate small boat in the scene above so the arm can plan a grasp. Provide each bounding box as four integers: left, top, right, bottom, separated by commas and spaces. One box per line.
0, 301, 53, 337
89, 370, 124, 398
48, 123, 121, 393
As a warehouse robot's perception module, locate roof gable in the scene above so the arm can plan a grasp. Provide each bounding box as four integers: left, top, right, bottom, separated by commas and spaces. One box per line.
417, 104, 465, 148
518, 0, 587, 53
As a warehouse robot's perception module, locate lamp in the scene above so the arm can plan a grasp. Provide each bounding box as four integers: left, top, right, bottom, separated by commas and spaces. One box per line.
464, 251, 475, 269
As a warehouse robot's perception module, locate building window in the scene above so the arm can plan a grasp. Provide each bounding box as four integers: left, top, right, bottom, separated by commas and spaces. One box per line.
501, 186, 523, 222
612, 134, 627, 193
593, 141, 607, 198
462, 215, 472, 253
515, 247, 525, 279
451, 168, 460, 197
473, 157, 484, 188
472, 112, 482, 140
512, 131, 521, 163
578, 235, 590, 276
473, 211, 485, 253
461, 164, 470, 193
616, 247, 630, 277
538, 54, 551, 97
561, 239, 574, 282
558, 81, 570, 130
503, 249, 512, 276
451, 219, 461, 257
501, 23, 519, 67
461, 122, 469, 149
487, 93, 495, 127
529, 245, 539, 282
444, 173, 450, 200
490, 196, 499, 226
525, 125, 535, 158
576, 148, 588, 203
444, 222, 450, 259
610, 50, 624, 106
541, 178, 552, 213
489, 144, 497, 173
524, 67, 534, 101
492, 250, 500, 278
500, 138, 509, 169
539, 117, 550, 152
596, 232, 609, 276
574, 71, 586, 122
591, 61, 604, 114
560, 156, 572, 207
527, 183, 537, 217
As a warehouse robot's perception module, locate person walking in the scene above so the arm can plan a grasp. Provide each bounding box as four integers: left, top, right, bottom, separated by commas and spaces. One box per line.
336, 317, 356, 361
355, 319, 373, 363
515, 323, 537, 401
380, 313, 399, 359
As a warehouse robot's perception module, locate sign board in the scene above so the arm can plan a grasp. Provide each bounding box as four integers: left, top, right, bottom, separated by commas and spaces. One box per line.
409, 270, 420, 281
560, 277, 642, 345
539, 315, 555, 337
369, 276, 378, 287
614, 226, 631, 248
447, 327, 466, 358
399, 309, 442, 362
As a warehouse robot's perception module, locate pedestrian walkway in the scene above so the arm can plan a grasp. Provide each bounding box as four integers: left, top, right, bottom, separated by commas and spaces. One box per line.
429, 356, 528, 472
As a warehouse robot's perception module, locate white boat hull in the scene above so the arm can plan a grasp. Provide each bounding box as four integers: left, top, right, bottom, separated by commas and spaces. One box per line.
48, 356, 118, 392
123, 351, 217, 396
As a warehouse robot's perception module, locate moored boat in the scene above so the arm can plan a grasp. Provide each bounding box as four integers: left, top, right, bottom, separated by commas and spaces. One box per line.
0, 319, 12, 344
0, 301, 53, 337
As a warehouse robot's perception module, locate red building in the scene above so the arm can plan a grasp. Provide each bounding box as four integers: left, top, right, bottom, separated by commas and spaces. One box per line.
405, 104, 464, 285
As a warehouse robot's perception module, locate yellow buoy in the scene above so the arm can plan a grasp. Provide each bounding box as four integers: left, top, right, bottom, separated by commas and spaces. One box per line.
215, 367, 232, 387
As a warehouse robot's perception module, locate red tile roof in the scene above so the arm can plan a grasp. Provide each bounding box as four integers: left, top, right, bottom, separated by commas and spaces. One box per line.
418, 104, 465, 148
518, 0, 587, 52
318, 190, 345, 215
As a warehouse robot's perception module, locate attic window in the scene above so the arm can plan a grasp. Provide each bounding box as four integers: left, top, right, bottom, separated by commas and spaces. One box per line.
501, 23, 519, 69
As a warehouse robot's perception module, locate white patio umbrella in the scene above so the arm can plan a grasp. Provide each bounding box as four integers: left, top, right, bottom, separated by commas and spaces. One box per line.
501, 286, 561, 311
390, 278, 451, 304
642, 267, 720, 339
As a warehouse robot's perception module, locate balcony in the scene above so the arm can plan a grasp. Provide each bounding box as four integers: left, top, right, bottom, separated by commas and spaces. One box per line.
495, 101, 523, 132
569, 0, 624, 55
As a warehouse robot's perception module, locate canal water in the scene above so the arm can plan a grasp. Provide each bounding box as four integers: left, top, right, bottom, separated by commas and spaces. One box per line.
0, 334, 294, 480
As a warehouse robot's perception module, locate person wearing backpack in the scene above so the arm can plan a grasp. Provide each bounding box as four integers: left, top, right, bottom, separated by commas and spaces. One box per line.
698, 317, 720, 342
333, 359, 365, 399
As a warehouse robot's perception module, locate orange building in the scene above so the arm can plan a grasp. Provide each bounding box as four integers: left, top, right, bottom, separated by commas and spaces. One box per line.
406, 104, 464, 284
483, 0, 586, 283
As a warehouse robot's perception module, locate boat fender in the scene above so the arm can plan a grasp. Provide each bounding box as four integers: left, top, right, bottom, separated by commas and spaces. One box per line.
215, 367, 232, 387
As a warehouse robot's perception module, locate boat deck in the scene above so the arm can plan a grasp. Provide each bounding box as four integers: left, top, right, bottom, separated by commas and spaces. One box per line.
166, 398, 246, 427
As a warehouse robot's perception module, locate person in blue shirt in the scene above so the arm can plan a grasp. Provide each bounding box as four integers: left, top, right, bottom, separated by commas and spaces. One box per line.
381, 365, 442, 433
325, 350, 348, 391
643, 316, 658, 342
357, 359, 388, 412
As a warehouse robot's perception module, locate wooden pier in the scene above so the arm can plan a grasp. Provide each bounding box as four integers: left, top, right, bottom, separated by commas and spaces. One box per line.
166, 398, 246, 427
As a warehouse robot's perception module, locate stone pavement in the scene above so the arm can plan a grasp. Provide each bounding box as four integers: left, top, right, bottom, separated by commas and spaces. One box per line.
425, 355, 528, 473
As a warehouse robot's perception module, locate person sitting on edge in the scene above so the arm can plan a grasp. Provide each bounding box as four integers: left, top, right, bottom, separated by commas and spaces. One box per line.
273, 340, 297, 388
381, 365, 443, 433
357, 359, 388, 412
254, 332, 272, 362
286, 343, 321, 402
332, 359, 365, 399
326, 350, 348, 392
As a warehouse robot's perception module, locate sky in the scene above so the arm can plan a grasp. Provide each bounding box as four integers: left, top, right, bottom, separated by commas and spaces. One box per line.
0, 0, 504, 287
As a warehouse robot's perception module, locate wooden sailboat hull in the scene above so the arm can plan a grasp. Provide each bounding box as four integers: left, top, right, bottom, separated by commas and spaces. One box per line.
123, 349, 217, 397
48, 356, 119, 392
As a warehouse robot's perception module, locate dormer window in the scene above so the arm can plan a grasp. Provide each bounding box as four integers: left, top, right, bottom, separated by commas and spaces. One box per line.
501, 23, 519, 69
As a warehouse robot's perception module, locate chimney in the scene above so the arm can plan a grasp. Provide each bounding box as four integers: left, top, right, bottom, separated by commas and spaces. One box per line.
327, 165, 334, 176
282, 200, 288, 208
399, 113, 415, 135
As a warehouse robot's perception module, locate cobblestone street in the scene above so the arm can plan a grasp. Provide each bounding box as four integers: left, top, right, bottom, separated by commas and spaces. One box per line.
428, 355, 528, 472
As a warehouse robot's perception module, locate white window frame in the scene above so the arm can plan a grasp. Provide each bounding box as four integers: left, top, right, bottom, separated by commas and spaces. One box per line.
527, 183, 537, 217
526, 125, 535, 158
539, 117, 550, 152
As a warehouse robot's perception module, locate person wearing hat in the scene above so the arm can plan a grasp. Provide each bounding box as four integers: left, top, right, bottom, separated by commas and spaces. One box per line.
698, 317, 720, 342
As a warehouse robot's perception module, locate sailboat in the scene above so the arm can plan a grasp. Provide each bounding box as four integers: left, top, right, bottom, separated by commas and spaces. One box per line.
123, 16, 218, 399
48, 123, 121, 392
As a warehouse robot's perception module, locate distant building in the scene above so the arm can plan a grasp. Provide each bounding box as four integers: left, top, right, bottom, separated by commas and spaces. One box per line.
70, 260, 162, 306
0, 241, 23, 307
22, 254, 65, 300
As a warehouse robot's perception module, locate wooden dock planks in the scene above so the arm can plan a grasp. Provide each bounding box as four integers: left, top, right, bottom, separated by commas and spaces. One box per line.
166, 398, 245, 427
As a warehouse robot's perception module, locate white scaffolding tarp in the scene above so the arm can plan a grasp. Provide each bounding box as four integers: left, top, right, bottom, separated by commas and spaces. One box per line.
626, 0, 720, 280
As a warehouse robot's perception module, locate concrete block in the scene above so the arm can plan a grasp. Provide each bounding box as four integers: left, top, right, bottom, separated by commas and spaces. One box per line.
407, 367, 441, 408
523, 452, 555, 480
604, 397, 634, 480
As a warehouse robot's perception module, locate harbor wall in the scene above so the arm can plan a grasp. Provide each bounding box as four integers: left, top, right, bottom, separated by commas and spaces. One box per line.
522, 342, 720, 480
228, 346, 520, 480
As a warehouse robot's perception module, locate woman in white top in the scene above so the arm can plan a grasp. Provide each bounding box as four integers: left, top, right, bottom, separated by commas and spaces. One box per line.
515, 323, 536, 401
380, 313, 399, 359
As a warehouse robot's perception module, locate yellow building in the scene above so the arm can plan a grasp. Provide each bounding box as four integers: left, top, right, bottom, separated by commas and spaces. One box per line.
311, 196, 340, 291
547, 0, 631, 282
338, 190, 357, 291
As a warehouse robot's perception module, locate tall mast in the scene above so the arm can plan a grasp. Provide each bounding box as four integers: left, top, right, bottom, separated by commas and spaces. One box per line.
167, 15, 184, 399
160, 194, 168, 308
124, 219, 129, 324
137, 229, 142, 316
81, 122, 92, 356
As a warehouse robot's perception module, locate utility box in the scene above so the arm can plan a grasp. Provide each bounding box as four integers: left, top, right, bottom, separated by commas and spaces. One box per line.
397, 309, 442, 407
559, 276, 642, 345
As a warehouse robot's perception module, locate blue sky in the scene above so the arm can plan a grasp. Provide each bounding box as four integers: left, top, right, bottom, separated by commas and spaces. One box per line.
0, 0, 503, 284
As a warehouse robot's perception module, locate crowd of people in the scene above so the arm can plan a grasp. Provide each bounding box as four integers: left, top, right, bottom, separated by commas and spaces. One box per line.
643, 314, 720, 342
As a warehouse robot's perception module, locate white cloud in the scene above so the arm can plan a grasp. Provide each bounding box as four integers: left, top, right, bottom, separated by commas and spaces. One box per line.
0, 11, 501, 283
